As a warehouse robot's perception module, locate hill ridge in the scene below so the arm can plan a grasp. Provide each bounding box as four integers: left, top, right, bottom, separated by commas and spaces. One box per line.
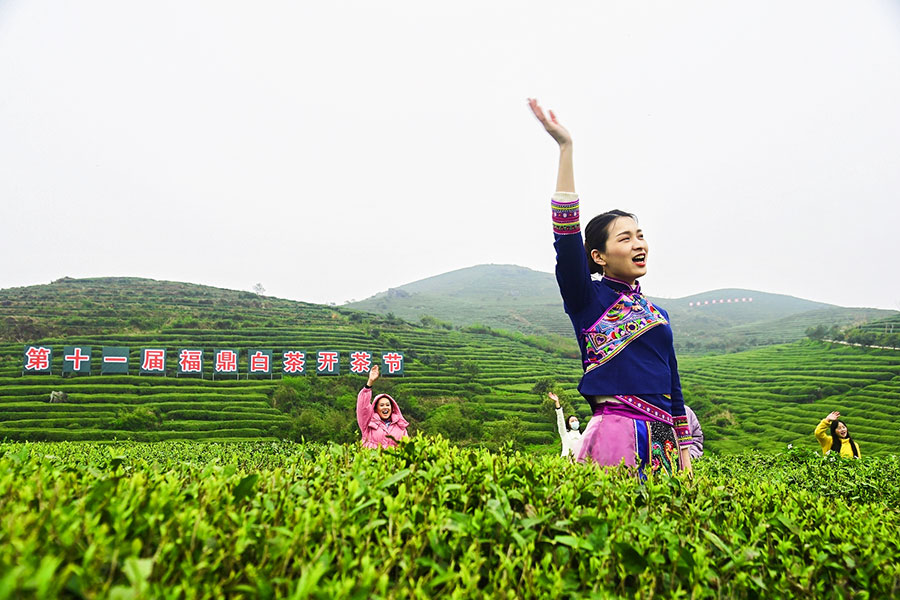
347, 264, 895, 353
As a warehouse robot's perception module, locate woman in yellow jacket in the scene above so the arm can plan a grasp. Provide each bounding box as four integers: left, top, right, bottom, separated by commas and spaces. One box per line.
814, 410, 860, 458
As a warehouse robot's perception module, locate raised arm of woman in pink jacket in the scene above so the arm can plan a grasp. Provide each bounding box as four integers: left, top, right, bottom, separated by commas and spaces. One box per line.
356, 365, 380, 432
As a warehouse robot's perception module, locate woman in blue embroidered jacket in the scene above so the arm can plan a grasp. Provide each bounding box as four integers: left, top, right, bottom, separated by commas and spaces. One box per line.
528, 98, 692, 476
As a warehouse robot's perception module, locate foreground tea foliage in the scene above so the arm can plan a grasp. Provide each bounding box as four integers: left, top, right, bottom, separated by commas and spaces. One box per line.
1, 440, 899, 599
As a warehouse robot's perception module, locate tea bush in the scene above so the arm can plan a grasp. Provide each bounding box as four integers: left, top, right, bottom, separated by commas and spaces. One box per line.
2, 439, 899, 599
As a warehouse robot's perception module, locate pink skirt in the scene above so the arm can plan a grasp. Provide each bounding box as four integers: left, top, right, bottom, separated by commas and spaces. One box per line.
576, 411, 680, 476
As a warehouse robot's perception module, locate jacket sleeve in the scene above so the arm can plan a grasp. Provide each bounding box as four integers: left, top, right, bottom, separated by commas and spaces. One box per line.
555, 406, 567, 440
814, 418, 832, 452
357, 386, 374, 432
552, 192, 595, 315
687, 407, 704, 458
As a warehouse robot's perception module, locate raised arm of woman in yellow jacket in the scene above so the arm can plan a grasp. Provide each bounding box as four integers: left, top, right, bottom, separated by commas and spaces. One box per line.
814, 410, 841, 454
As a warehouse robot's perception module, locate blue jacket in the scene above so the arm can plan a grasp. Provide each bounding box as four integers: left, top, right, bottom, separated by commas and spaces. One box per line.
552, 192, 686, 422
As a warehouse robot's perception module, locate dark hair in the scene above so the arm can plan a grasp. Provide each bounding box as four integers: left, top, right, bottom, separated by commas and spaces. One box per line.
829, 420, 859, 457
583, 210, 638, 275
565, 414, 579, 432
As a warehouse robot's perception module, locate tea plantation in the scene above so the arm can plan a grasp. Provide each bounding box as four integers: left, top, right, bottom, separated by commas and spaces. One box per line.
2, 439, 899, 599
677, 341, 900, 455
2, 277, 899, 456
0, 277, 583, 447
3, 278, 900, 599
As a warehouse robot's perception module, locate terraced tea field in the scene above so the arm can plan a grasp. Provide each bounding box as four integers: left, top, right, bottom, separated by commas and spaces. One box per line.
856, 313, 900, 334
2, 278, 898, 455
0, 278, 587, 445
0, 327, 585, 445
678, 341, 900, 455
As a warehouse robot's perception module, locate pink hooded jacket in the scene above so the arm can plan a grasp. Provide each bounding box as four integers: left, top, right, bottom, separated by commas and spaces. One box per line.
356, 386, 409, 449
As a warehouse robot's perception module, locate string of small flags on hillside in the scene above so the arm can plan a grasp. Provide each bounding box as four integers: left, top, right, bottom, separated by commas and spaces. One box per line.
688, 297, 753, 307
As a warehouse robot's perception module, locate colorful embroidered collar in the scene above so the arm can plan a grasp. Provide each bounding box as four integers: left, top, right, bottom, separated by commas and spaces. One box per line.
582, 277, 666, 371
601, 276, 642, 295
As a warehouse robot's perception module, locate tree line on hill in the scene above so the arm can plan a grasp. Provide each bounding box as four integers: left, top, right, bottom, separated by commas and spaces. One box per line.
806, 323, 900, 348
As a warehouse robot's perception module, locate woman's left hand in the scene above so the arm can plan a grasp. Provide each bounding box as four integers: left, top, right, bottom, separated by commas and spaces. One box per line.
367, 364, 380, 387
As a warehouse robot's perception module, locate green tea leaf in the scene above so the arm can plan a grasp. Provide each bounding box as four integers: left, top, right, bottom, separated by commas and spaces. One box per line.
233, 473, 259, 503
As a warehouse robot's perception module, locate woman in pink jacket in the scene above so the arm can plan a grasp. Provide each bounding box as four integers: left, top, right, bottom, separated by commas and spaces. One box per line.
356, 364, 409, 448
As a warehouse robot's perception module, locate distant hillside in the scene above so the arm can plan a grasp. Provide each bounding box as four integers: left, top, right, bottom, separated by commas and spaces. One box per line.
0, 276, 340, 341
347, 265, 896, 354
349, 265, 570, 337
2, 277, 899, 456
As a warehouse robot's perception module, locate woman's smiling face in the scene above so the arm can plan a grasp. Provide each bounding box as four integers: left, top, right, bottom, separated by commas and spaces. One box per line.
835, 421, 848, 438
591, 216, 648, 285
376, 397, 392, 419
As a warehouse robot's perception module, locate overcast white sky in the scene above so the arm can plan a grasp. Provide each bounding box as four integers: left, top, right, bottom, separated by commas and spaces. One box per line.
2, 0, 899, 310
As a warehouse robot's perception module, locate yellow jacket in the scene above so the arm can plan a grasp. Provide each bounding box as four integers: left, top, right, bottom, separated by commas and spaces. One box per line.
814, 418, 860, 458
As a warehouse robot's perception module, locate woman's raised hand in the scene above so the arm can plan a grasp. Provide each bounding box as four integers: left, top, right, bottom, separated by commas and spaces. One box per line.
528, 98, 572, 147
367, 364, 380, 387
826, 410, 840, 422
547, 391, 561, 408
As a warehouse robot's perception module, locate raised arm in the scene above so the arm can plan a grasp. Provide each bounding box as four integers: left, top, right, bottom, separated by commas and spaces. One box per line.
528, 99, 594, 313
356, 365, 381, 432
356, 387, 374, 432
815, 411, 839, 443
549, 392, 567, 439
528, 98, 574, 193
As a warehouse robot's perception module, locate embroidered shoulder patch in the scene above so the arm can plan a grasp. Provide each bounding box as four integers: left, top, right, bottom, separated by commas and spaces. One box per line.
582, 294, 668, 370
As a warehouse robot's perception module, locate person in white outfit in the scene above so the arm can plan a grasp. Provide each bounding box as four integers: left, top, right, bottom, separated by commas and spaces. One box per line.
548, 392, 583, 459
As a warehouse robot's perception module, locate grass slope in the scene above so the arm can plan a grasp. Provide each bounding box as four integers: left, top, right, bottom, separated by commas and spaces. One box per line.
1, 277, 898, 455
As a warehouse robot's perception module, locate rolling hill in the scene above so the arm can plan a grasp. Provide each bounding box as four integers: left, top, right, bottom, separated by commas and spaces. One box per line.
347, 264, 896, 354
1, 276, 898, 455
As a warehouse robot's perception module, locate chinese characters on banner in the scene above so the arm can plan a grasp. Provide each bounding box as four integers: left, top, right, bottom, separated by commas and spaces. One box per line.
62, 346, 92, 374
140, 348, 166, 375
102, 347, 130, 374
23, 346, 52, 374
382, 352, 405, 375
248, 349, 273, 376
178, 349, 204, 376
349, 351, 372, 374
214, 349, 239, 379
282, 351, 305, 374
316, 350, 340, 375
21, 346, 404, 377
